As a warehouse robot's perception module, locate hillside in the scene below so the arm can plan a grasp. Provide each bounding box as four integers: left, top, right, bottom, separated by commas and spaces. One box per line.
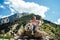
0, 14, 60, 40
17, 14, 60, 40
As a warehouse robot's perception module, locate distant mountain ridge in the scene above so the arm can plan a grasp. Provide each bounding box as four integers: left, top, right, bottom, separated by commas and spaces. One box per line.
0, 13, 29, 25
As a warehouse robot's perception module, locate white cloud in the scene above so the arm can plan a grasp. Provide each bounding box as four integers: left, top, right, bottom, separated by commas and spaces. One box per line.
4, 1, 16, 16
9, 8, 15, 15
4, 1, 10, 4
0, 3, 14, 18
54, 19, 60, 25
6, 0, 49, 18
10, 8, 14, 12
0, 5, 5, 8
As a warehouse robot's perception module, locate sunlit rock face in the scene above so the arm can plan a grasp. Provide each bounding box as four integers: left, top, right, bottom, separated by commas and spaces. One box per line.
0, 17, 9, 25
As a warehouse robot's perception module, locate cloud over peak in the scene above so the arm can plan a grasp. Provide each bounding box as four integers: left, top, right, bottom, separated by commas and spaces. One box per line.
4, 0, 49, 18
54, 19, 60, 25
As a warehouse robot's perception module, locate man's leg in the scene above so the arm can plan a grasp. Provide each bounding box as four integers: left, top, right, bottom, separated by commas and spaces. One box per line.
31, 25, 34, 35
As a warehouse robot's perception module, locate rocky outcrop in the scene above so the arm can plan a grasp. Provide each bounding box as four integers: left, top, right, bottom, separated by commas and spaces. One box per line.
13, 24, 50, 40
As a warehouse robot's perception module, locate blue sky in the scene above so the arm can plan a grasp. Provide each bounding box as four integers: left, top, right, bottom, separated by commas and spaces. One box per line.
24, 0, 60, 24
0, 0, 60, 24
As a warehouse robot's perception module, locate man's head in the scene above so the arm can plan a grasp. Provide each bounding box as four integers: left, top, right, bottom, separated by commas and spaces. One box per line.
33, 16, 36, 22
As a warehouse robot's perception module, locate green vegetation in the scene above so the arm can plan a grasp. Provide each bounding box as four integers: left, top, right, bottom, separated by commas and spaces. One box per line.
0, 14, 60, 40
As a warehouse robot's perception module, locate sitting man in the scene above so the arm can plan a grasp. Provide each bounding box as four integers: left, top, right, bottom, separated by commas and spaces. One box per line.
29, 16, 41, 35
25, 16, 41, 35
